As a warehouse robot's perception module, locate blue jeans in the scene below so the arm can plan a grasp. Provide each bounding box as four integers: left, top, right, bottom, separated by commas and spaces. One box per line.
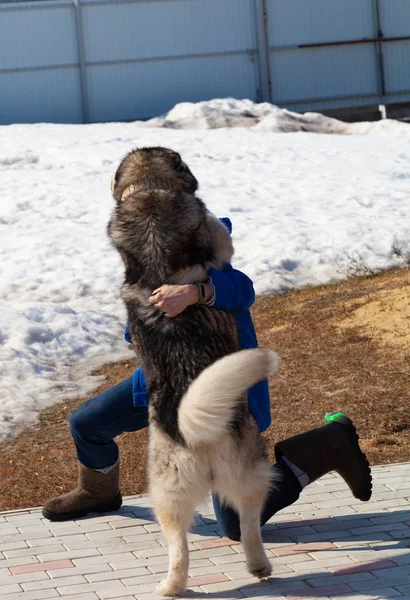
70, 377, 301, 541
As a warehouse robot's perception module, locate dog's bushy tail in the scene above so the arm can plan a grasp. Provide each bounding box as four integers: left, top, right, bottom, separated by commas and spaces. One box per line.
178, 348, 280, 448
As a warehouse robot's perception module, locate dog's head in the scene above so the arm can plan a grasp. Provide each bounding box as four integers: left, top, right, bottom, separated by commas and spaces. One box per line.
108, 147, 233, 289
111, 146, 198, 202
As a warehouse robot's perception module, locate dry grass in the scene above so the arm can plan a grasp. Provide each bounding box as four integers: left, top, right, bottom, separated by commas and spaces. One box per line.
1, 268, 409, 512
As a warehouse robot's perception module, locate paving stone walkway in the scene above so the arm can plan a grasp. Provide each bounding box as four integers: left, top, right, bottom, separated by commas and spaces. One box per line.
1, 463, 410, 600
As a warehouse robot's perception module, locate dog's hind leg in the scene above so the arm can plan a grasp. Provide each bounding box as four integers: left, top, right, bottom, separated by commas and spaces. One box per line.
223, 463, 272, 580
154, 501, 194, 597
237, 493, 272, 579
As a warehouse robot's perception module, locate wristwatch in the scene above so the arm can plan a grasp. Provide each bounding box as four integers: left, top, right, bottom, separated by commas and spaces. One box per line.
194, 282, 207, 304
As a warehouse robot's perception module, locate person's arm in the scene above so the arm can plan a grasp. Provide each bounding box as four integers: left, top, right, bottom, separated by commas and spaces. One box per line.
148, 283, 213, 317
146, 266, 255, 317
132, 219, 254, 317
124, 284, 213, 338
208, 265, 255, 312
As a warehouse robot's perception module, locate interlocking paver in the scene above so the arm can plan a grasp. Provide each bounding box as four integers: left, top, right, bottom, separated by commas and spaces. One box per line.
47, 563, 110, 578
10, 559, 74, 574
21, 574, 87, 591
1, 462, 410, 599
292, 556, 356, 572
0, 540, 28, 552
99, 581, 158, 597
0, 571, 49, 585
0, 582, 23, 594
328, 558, 398, 574
120, 572, 162, 587
85, 566, 150, 582
61, 539, 109, 551
201, 578, 263, 593
56, 579, 126, 596
391, 552, 410, 565
187, 563, 226, 578
397, 584, 410, 595
351, 575, 410, 593
1, 555, 42, 569
61, 595, 100, 600
287, 583, 354, 598
349, 522, 410, 536
4, 543, 66, 558
272, 542, 335, 557
100, 542, 162, 556
73, 552, 137, 566
108, 559, 143, 571
306, 571, 378, 588
334, 532, 395, 545
3, 589, 60, 600
38, 548, 101, 562
271, 553, 315, 566
276, 518, 333, 530
371, 564, 410, 579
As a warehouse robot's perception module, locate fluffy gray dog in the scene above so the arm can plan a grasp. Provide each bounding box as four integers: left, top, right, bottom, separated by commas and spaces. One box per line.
108, 147, 279, 596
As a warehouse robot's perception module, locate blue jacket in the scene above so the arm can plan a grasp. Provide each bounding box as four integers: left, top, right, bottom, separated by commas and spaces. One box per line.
124, 218, 271, 433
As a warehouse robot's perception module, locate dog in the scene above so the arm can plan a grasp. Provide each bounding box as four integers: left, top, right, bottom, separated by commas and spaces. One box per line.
108, 147, 280, 596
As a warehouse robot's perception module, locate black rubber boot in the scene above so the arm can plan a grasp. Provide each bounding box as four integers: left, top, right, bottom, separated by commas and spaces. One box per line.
275, 415, 372, 501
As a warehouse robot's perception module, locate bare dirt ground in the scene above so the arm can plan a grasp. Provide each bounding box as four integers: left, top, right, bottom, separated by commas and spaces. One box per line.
1, 267, 409, 512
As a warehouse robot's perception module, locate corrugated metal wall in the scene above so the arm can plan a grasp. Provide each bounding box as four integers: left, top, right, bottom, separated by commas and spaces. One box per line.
0, 0, 261, 124
265, 0, 410, 112
379, 0, 410, 102
82, 0, 260, 122
266, 0, 380, 110
0, 1, 82, 123
1, 0, 410, 124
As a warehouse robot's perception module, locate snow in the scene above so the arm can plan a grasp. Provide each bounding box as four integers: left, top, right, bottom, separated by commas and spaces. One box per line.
149, 97, 410, 136
1, 98, 410, 440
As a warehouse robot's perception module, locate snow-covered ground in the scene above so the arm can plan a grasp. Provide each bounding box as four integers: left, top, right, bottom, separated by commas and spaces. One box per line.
1, 99, 410, 440
149, 98, 410, 136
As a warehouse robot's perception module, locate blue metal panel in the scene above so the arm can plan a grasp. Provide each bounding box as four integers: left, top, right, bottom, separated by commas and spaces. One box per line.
0, 67, 82, 124
283, 91, 410, 112
378, 1, 410, 97
86, 53, 258, 122
264, 0, 383, 109
379, 0, 410, 37
1, 0, 410, 124
0, 2, 77, 70
266, 0, 374, 47
383, 41, 410, 94
82, 0, 257, 63
284, 95, 379, 112
270, 44, 379, 103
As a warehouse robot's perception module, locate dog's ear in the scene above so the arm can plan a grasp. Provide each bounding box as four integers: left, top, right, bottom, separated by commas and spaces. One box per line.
174, 158, 198, 194
172, 152, 183, 169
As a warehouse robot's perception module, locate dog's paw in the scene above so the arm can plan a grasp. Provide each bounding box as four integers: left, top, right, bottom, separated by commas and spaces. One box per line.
156, 579, 185, 597
248, 556, 272, 579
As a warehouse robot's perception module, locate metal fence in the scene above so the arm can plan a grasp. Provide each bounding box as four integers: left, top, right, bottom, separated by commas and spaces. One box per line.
1, 0, 410, 124
266, 0, 410, 113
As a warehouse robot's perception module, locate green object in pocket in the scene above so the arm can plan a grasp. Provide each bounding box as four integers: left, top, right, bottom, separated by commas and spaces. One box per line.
323, 412, 347, 424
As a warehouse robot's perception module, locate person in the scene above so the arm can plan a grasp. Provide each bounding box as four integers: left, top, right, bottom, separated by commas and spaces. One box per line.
43, 218, 372, 539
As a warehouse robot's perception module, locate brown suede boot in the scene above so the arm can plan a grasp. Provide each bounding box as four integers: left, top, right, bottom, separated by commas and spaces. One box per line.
42, 462, 122, 521
275, 415, 372, 501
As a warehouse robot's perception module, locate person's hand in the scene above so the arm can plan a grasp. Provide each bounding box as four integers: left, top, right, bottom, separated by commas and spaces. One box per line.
149, 284, 199, 317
